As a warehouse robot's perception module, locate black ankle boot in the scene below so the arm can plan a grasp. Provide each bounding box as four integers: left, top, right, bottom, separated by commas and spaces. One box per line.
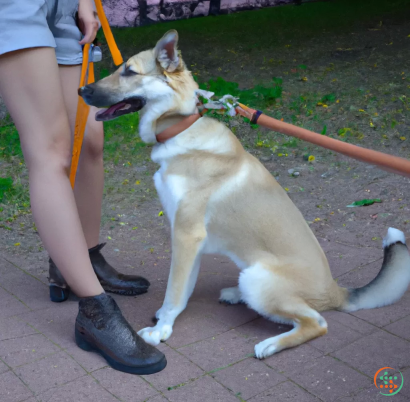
48, 243, 150, 303
75, 293, 167, 375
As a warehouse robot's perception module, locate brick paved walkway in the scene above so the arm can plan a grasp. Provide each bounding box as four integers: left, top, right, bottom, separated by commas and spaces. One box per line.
0, 242, 409, 402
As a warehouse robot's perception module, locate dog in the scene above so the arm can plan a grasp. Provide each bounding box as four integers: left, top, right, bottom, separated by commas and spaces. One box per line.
79, 30, 410, 359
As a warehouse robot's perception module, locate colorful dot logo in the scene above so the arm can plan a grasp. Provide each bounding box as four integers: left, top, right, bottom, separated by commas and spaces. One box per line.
374, 367, 404, 396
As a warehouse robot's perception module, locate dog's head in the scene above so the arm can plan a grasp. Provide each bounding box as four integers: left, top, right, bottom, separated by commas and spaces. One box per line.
79, 30, 198, 141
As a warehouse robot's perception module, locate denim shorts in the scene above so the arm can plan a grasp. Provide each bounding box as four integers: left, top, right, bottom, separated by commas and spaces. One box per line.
0, 0, 83, 65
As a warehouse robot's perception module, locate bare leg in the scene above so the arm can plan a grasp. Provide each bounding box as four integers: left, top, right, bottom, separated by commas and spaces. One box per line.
0, 48, 103, 297
59, 65, 103, 248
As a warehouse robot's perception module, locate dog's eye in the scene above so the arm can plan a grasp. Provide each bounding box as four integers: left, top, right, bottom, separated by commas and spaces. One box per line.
122, 68, 139, 77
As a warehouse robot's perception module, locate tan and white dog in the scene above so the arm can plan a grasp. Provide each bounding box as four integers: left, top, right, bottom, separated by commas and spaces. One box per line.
79, 30, 410, 359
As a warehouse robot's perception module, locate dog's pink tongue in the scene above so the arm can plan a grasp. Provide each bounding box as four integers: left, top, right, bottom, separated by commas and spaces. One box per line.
96, 102, 127, 118
105, 102, 127, 115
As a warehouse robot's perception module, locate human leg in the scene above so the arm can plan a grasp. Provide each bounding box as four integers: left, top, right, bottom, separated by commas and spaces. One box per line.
0, 47, 103, 297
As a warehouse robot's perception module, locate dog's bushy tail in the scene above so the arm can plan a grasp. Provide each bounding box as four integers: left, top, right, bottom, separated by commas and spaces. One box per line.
339, 228, 410, 312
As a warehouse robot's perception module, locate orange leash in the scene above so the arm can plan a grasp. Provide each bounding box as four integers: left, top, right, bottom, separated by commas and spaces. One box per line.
237, 103, 410, 179
69, 0, 123, 188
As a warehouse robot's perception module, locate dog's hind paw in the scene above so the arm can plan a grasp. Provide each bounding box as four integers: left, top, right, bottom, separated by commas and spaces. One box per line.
219, 287, 244, 305
138, 324, 173, 346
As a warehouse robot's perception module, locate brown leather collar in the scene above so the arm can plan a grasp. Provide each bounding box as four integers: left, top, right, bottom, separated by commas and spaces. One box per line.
155, 113, 202, 143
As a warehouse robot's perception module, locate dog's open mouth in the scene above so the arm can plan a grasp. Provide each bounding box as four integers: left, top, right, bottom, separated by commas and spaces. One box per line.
95, 97, 146, 121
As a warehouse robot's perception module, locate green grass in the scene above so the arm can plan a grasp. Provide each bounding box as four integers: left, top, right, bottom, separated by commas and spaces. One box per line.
95, 0, 410, 68
0, 116, 22, 158
103, 112, 147, 164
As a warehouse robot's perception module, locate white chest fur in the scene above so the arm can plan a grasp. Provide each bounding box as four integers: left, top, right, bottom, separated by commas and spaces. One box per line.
153, 164, 187, 228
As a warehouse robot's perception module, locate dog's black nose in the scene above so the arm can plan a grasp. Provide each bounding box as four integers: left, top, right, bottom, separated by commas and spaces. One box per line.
78, 85, 94, 98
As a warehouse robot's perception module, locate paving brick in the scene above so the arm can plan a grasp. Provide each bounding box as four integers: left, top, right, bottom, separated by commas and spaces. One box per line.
323, 241, 381, 278
146, 396, 169, 402
0, 287, 30, 319
0, 259, 50, 311
114, 293, 164, 330
18, 304, 78, 349
178, 329, 254, 372
211, 357, 286, 400
321, 311, 377, 335
399, 367, 410, 399
284, 356, 371, 401
337, 366, 410, 401
1, 252, 49, 281
0, 317, 38, 341
338, 384, 409, 401
236, 317, 290, 342
142, 344, 204, 391
263, 343, 323, 374
210, 302, 259, 328
0, 359, 9, 374
332, 330, 410, 377
165, 309, 231, 349
198, 255, 240, 277
64, 344, 107, 373
308, 318, 364, 353
0, 333, 59, 368
92, 367, 158, 402
165, 375, 238, 402
191, 271, 239, 301
0, 371, 33, 402
247, 381, 321, 402
336, 258, 385, 289
183, 298, 259, 330
14, 351, 86, 394
384, 314, 410, 341
36, 375, 119, 402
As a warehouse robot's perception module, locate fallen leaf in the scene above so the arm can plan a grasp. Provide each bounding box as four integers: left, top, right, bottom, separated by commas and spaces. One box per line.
14, 243, 20, 246
346, 198, 382, 207
158, 211, 164, 216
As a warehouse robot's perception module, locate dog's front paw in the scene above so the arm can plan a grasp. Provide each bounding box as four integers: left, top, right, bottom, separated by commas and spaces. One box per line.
254, 338, 279, 359
219, 287, 244, 305
138, 324, 173, 346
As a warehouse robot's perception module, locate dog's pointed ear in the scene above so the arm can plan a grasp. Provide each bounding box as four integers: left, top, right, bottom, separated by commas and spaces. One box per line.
155, 30, 180, 73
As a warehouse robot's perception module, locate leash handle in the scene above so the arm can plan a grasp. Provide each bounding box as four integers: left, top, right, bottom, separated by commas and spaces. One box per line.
94, 0, 123, 66
70, 2, 124, 187
70, 44, 94, 188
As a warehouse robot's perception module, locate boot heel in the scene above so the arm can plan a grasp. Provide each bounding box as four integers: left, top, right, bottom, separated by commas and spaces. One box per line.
49, 284, 70, 303
75, 328, 93, 351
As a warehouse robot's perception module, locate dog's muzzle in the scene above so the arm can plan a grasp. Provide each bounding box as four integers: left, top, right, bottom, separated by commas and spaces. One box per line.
78, 85, 146, 122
